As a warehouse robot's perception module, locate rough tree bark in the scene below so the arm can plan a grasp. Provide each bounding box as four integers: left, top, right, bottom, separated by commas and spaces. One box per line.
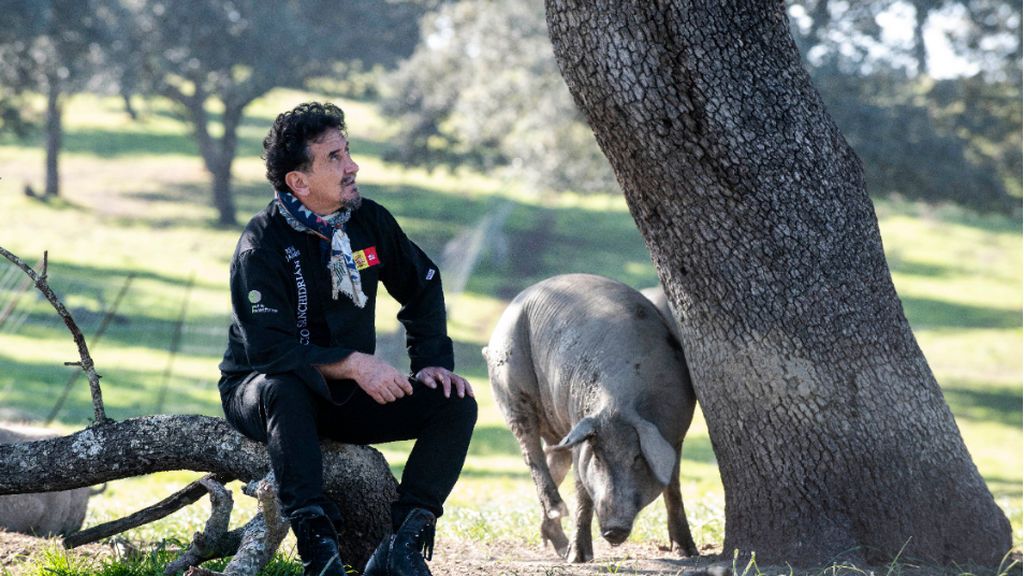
545, 0, 1011, 567
0, 415, 397, 571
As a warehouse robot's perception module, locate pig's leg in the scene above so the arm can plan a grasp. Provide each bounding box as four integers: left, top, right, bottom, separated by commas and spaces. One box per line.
487, 331, 569, 557
541, 446, 573, 558
507, 414, 569, 557
568, 467, 595, 563
664, 453, 697, 557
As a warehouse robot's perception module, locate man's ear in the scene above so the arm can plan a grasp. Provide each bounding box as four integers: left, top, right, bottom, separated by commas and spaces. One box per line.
285, 170, 309, 197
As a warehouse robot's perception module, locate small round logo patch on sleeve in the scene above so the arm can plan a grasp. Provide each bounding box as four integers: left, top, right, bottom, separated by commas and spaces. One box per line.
248, 290, 262, 304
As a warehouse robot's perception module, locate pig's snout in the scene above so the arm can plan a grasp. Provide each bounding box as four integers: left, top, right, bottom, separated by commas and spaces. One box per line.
601, 527, 630, 545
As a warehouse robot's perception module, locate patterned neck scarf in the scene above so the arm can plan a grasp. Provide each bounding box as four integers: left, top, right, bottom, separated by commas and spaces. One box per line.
275, 190, 367, 308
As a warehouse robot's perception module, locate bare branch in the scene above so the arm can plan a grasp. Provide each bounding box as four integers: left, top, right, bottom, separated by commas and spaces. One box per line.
47, 273, 135, 425
223, 475, 291, 576
63, 472, 234, 549
204, 475, 292, 576
0, 245, 108, 425
199, 477, 234, 537
164, 477, 242, 575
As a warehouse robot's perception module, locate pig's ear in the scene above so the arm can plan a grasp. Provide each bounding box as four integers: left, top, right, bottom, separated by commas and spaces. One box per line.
553, 417, 597, 451
633, 419, 676, 486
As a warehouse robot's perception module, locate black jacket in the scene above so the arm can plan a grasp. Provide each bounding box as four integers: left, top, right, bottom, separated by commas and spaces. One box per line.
219, 198, 453, 400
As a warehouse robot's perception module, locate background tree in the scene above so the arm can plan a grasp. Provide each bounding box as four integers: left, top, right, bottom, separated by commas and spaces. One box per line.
544, 0, 1012, 567
382, 0, 615, 195
126, 0, 430, 225
385, 0, 1021, 212
0, 0, 118, 197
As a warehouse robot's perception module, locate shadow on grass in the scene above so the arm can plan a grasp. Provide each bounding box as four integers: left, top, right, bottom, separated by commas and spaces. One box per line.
467, 203, 658, 302
7, 305, 230, 356
876, 197, 1024, 235
0, 354, 223, 426
983, 474, 1024, 498
901, 296, 1021, 330
944, 381, 1023, 427
62, 128, 200, 158
59, 106, 284, 159
889, 260, 955, 279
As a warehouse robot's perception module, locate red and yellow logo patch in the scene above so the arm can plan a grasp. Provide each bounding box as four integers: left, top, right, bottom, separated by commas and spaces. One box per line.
352, 246, 380, 271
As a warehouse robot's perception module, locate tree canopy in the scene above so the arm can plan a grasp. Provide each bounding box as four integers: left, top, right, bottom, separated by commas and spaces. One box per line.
0, 0, 435, 223
384, 0, 1021, 212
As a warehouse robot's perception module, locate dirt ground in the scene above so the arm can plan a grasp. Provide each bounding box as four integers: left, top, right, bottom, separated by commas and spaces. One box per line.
429, 536, 730, 576
2, 530, 1019, 576
0, 530, 730, 575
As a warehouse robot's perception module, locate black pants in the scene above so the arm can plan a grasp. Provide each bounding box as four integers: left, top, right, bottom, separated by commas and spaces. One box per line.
220, 372, 477, 529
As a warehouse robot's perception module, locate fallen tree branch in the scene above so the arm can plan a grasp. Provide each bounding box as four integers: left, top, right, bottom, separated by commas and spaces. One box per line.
0, 245, 108, 425
64, 472, 234, 549
0, 414, 396, 569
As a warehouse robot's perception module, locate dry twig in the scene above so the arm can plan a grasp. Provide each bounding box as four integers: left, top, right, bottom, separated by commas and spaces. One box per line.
64, 472, 234, 549
0, 245, 108, 425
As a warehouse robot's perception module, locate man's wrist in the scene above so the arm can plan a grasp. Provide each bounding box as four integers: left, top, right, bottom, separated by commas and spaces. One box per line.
316, 351, 364, 380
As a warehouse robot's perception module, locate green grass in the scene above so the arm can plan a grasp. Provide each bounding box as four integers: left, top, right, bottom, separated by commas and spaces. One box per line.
0, 90, 1020, 574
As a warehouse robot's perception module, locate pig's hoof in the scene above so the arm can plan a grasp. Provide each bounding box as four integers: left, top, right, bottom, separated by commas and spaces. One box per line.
567, 544, 594, 564
541, 520, 569, 558
672, 541, 698, 558
541, 533, 569, 559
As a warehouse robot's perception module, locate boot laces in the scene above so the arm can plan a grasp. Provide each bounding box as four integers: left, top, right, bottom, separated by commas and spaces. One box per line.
418, 518, 435, 561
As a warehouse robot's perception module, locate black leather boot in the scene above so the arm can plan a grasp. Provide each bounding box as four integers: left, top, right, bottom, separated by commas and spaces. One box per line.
290, 510, 349, 576
362, 508, 436, 576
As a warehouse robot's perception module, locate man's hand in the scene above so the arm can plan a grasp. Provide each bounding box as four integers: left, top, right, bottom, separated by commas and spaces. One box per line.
415, 367, 474, 399
316, 352, 413, 405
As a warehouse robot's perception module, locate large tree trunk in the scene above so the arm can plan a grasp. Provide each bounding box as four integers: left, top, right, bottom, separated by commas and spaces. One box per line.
545, 1, 1011, 566
0, 414, 396, 569
44, 77, 63, 198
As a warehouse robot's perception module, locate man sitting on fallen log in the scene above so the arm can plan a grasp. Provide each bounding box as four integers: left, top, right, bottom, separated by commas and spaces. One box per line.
218, 101, 477, 576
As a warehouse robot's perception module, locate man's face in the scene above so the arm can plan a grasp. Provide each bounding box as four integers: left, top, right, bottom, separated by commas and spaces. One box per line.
289, 128, 361, 215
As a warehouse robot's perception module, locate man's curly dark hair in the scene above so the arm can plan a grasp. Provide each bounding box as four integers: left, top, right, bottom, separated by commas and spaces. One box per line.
263, 102, 347, 192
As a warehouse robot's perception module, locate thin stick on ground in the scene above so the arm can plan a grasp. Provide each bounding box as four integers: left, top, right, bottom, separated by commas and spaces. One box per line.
46, 273, 135, 425
63, 472, 234, 549
0, 245, 108, 425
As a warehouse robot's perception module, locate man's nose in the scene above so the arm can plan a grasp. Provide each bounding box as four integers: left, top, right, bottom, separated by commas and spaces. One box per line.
346, 158, 359, 173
